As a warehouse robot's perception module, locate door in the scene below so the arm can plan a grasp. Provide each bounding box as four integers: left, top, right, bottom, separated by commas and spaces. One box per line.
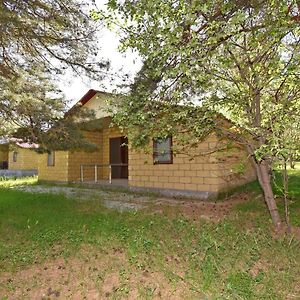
109, 136, 128, 179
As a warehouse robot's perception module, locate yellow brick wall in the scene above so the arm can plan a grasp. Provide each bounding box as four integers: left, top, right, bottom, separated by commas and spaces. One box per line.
38, 151, 69, 182
36, 115, 256, 192
0, 145, 8, 162
67, 126, 125, 181
216, 142, 257, 191
37, 126, 126, 183
128, 134, 256, 194
68, 131, 103, 182
8, 148, 39, 170
128, 134, 221, 193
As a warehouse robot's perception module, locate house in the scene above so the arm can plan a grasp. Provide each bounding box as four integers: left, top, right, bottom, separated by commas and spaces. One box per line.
0, 138, 39, 177
8, 140, 39, 175
0, 140, 9, 169
38, 90, 256, 199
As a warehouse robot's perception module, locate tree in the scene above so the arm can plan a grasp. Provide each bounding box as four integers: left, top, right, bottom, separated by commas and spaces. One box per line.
97, 0, 300, 228
0, 66, 99, 151
0, 0, 108, 79
285, 121, 300, 169
0, 0, 108, 148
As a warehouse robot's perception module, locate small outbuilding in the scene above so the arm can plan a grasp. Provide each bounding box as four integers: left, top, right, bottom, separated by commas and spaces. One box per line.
8, 140, 39, 175
0, 140, 9, 169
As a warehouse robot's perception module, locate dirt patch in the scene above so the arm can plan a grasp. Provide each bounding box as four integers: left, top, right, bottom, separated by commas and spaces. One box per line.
271, 224, 300, 241
0, 246, 201, 299
102, 274, 120, 298
249, 259, 270, 277
0, 246, 124, 299
153, 192, 251, 221
125, 270, 191, 299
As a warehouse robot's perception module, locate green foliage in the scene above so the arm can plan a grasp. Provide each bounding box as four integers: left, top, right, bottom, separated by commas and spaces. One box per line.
97, 0, 300, 225
0, 0, 108, 149
1, 71, 99, 151
236, 166, 300, 225
232, 162, 246, 174
103, 0, 300, 162
0, 0, 106, 80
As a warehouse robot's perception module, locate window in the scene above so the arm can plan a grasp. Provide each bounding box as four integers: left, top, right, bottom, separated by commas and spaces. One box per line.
13, 151, 17, 162
47, 151, 55, 166
153, 136, 173, 164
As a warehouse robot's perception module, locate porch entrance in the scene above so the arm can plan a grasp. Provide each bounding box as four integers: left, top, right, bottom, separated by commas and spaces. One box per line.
109, 136, 128, 179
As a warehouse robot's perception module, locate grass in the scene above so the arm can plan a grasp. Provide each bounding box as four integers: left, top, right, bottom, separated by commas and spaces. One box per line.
0, 177, 300, 299
0, 176, 38, 187
273, 163, 300, 200
218, 163, 300, 200
218, 163, 300, 225
232, 163, 300, 226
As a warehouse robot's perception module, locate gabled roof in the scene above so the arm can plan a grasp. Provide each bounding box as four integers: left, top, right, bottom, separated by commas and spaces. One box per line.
8, 138, 38, 149
77, 89, 99, 106
0, 137, 38, 148
68, 89, 117, 120
73, 89, 116, 108
66, 89, 100, 116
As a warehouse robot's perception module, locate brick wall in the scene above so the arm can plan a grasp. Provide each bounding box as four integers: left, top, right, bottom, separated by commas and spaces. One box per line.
68, 131, 103, 182
0, 145, 8, 162
37, 126, 125, 183
67, 126, 125, 181
38, 151, 69, 182
36, 118, 256, 193
216, 142, 257, 191
8, 148, 39, 170
128, 133, 256, 194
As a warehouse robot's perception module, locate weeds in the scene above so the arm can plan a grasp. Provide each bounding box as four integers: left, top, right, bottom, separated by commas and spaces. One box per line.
0, 167, 299, 299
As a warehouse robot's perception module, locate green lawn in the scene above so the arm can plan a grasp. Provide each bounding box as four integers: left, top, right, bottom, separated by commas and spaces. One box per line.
0, 170, 299, 299
0, 176, 38, 187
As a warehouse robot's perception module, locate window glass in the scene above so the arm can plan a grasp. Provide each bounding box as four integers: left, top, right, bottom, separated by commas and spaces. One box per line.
153, 137, 173, 164
47, 151, 55, 166
13, 151, 17, 162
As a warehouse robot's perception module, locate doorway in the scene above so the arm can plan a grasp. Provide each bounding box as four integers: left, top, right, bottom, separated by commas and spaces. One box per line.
109, 136, 128, 179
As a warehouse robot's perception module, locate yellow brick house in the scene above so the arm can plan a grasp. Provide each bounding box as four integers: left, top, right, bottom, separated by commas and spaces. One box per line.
0, 140, 9, 169
0, 139, 41, 177
38, 90, 128, 183
38, 89, 256, 199
8, 140, 40, 172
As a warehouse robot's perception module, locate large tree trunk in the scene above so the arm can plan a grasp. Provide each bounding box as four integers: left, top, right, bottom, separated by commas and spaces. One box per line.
255, 160, 282, 228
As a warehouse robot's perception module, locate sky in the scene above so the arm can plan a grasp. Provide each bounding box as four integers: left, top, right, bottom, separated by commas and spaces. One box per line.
59, 1, 143, 105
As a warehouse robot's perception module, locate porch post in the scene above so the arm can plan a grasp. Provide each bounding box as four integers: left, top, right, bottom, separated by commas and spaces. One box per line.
109, 165, 112, 184
94, 165, 97, 183
80, 165, 83, 182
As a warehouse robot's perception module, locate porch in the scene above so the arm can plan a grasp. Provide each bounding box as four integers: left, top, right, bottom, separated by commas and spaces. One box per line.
79, 163, 129, 188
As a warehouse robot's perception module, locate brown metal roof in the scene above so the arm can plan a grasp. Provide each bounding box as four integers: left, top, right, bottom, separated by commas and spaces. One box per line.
77, 89, 99, 106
